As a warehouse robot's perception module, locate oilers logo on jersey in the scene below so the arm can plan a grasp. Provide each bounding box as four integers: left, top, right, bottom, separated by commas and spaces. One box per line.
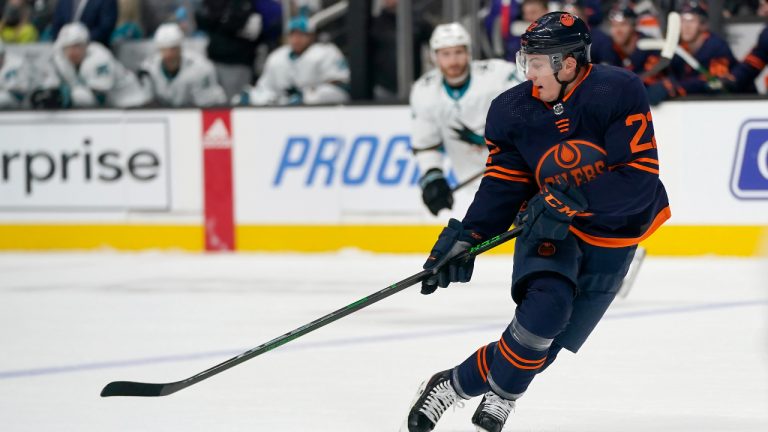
537, 140, 607, 187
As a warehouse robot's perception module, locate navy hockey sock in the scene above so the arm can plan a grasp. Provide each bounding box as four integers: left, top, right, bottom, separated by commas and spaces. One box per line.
486, 274, 574, 399
452, 274, 574, 400
451, 342, 496, 398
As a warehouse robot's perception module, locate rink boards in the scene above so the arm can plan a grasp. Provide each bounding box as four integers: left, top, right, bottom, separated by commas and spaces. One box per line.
1, 101, 767, 256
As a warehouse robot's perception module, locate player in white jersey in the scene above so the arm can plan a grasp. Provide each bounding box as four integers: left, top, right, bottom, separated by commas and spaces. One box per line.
0, 40, 31, 108
411, 22, 523, 216
33, 23, 149, 109
138, 23, 226, 108
234, 15, 349, 106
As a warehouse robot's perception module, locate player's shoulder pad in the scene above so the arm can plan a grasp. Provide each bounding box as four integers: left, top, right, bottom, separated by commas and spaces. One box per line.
473, 59, 518, 78
703, 32, 733, 51
265, 45, 291, 66
486, 80, 535, 125
410, 68, 441, 103
584, 64, 643, 100
81, 43, 115, 72
307, 42, 343, 60
758, 25, 768, 47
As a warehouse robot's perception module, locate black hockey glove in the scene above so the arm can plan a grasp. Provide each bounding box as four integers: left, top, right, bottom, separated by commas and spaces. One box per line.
421, 218, 483, 294
419, 168, 454, 216
30, 88, 66, 109
515, 182, 588, 242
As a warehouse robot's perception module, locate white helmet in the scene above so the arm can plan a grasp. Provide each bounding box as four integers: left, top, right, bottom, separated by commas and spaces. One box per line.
154, 23, 184, 49
56, 22, 90, 48
429, 22, 472, 55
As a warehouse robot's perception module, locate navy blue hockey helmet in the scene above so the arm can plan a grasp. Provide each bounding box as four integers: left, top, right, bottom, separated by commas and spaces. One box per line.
678, 0, 709, 18
520, 11, 592, 69
608, 3, 638, 23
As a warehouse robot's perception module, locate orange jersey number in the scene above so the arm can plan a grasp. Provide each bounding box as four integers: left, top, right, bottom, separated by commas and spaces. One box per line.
625, 111, 657, 154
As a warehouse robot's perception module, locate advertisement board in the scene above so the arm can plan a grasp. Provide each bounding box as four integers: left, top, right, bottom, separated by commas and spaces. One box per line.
0, 115, 170, 210
1, 100, 767, 254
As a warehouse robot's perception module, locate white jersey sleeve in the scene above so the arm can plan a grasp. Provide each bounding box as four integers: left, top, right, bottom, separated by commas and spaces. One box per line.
300, 43, 350, 105
245, 46, 289, 106
188, 55, 226, 107
409, 69, 445, 175
79, 44, 148, 108
0, 54, 31, 108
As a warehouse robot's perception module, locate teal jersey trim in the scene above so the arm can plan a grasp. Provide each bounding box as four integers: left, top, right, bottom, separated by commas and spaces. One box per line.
443, 75, 471, 100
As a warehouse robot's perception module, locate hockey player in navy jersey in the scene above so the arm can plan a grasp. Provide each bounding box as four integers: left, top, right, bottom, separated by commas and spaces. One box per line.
403, 11, 670, 432
647, 0, 739, 104
727, 0, 768, 92
608, 4, 663, 81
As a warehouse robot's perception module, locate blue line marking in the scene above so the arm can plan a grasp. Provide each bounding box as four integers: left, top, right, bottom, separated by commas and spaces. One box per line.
1, 299, 766, 380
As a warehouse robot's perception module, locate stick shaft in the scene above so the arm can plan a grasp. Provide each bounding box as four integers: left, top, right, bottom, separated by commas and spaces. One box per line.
101, 226, 522, 397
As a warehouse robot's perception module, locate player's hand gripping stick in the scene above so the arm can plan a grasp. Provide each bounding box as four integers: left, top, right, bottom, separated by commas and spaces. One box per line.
421, 218, 484, 294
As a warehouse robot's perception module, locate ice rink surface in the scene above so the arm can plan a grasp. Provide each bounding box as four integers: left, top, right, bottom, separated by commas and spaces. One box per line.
1, 251, 767, 432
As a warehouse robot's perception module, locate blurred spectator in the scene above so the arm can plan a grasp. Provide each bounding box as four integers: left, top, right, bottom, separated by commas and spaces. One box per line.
503, 0, 548, 61
608, 4, 663, 81
486, 0, 571, 59
562, 0, 620, 65
32, 22, 148, 108
1, 0, 39, 43
369, 0, 432, 100
723, 0, 761, 17
633, 0, 662, 39
139, 0, 177, 36
0, 38, 31, 108
140, 0, 199, 36
291, 0, 321, 16
234, 15, 349, 106
138, 23, 226, 107
196, 0, 283, 99
30, 0, 56, 39
110, 0, 143, 46
646, 0, 739, 105
727, 0, 768, 92
51, 0, 118, 47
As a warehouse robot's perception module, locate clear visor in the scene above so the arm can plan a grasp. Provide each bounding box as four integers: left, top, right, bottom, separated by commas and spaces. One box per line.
516, 51, 562, 80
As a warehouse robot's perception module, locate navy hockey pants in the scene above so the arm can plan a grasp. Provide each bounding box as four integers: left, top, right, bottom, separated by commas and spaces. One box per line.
451, 234, 636, 400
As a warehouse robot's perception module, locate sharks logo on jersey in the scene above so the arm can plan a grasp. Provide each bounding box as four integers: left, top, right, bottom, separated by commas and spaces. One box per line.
452, 121, 485, 147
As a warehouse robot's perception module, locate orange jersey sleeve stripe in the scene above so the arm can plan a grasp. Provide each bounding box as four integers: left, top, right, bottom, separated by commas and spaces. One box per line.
745, 54, 766, 70
486, 165, 533, 177
634, 157, 659, 165
627, 162, 660, 175
484, 171, 533, 183
570, 206, 672, 248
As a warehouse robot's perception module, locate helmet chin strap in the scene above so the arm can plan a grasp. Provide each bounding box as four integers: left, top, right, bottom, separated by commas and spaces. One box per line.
553, 63, 582, 102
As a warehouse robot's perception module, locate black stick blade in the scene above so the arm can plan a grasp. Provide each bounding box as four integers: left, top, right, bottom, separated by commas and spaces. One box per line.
101, 381, 171, 397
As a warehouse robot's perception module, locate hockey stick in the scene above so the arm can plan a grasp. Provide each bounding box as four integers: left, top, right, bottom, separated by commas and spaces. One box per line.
100, 226, 523, 397
640, 12, 681, 80
452, 170, 484, 192
637, 38, 726, 91
638, 39, 714, 78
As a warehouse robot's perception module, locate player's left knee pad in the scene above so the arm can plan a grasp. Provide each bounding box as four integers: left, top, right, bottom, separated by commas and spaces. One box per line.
515, 273, 575, 338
